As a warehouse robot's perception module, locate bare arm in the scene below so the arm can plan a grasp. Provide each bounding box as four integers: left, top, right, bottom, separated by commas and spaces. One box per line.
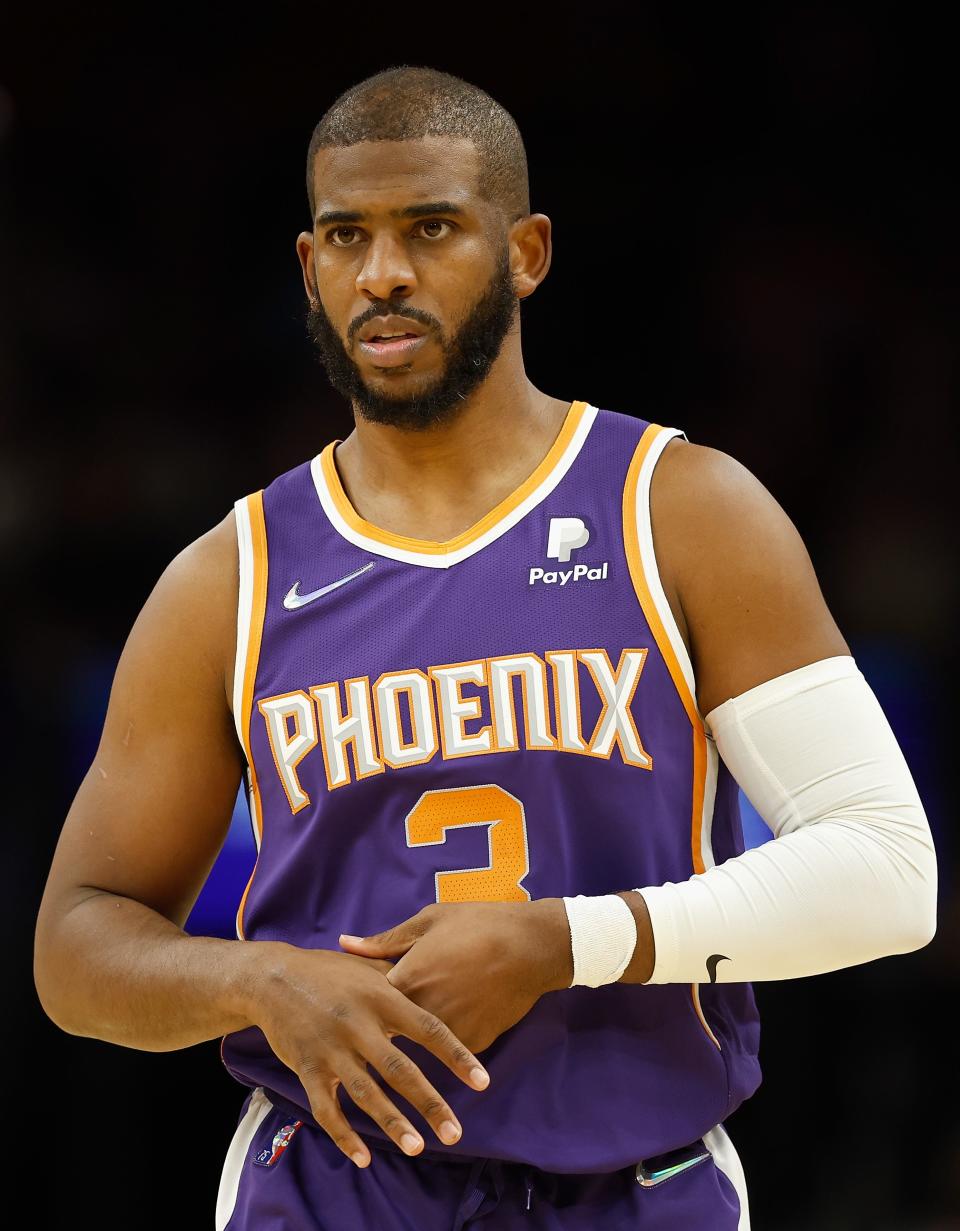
34, 511, 254, 1047
649, 437, 850, 717
34, 510, 488, 1166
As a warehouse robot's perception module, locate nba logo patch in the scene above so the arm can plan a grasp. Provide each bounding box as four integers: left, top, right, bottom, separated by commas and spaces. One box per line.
254, 1119, 303, 1167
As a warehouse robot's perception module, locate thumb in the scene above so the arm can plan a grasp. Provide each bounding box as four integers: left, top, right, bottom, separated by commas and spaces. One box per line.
338, 919, 421, 958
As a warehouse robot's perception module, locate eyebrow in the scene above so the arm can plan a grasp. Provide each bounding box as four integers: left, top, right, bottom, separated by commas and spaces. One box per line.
315, 201, 466, 227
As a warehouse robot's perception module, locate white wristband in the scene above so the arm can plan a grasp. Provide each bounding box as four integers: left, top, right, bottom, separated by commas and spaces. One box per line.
561, 894, 638, 987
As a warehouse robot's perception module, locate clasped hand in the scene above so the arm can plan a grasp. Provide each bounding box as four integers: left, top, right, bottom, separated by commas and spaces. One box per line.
339, 898, 571, 1054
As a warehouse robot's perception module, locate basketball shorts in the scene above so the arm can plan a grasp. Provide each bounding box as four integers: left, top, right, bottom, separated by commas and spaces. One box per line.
216, 1086, 750, 1230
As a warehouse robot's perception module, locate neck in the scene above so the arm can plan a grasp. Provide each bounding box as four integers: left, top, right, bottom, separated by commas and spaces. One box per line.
335, 340, 569, 512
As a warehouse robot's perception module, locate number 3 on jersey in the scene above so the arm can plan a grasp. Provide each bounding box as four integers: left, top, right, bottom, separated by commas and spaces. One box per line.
405, 784, 531, 903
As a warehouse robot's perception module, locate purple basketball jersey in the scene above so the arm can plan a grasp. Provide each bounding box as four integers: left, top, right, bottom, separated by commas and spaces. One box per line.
220, 399, 761, 1173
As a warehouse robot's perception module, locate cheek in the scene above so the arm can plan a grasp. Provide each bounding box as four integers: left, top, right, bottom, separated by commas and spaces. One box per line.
315, 251, 362, 297
312, 275, 358, 337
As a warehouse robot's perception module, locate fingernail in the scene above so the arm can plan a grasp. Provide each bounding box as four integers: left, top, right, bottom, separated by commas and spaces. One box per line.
400, 1132, 422, 1154
339, 934, 364, 943
470, 1066, 490, 1088
351, 1151, 368, 1167
439, 1120, 461, 1143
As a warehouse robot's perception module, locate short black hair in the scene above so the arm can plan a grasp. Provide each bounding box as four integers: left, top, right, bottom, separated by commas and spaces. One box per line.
305, 65, 530, 225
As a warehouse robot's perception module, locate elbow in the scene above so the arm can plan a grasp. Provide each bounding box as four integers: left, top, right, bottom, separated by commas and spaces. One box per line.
899, 890, 938, 954
890, 847, 939, 955
33, 910, 89, 1039
33, 953, 76, 1036
33, 935, 75, 1036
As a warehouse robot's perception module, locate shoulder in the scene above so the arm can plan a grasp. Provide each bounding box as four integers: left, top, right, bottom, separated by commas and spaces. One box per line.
167, 507, 239, 586
652, 435, 775, 520
648, 437, 849, 714
649, 436, 803, 573
161, 508, 239, 626
141, 508, 240, 714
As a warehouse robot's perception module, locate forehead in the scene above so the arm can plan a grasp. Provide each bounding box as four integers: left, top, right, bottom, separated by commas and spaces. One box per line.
311, 136, 484, 218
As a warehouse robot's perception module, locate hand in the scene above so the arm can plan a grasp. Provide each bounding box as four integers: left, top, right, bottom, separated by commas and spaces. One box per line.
338, 899, 573, 1055
246, 942, 490, 1169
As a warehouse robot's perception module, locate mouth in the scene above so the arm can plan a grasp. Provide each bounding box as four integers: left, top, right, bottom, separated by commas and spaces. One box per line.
357, 332, 429, 366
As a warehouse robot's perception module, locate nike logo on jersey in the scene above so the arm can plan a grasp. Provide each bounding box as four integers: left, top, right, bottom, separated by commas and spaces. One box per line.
705, 954, 730, 984
283, 562, 376, 610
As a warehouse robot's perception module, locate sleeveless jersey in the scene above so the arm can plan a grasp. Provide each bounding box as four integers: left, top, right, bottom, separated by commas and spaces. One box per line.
220, 400, 761, 1173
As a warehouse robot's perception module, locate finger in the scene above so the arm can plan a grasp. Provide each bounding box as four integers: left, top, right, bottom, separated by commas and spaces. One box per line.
338, 927, 416, 958
392, 999, 490, 1092
366, 1039, 464, 1147
337, 1057, 429, 1158
298, 1065, 373, 1169
340, 907, 435, 957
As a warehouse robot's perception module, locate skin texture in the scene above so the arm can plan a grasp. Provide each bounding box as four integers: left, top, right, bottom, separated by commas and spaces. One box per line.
34, 134, 850, 1167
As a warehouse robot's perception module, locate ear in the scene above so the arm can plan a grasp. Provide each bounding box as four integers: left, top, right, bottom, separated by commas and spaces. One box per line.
295, 229, 318, 301
509, 213, 553, 299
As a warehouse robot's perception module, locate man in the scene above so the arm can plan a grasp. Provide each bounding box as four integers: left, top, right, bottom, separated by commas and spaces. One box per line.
34, 65, 937, 1230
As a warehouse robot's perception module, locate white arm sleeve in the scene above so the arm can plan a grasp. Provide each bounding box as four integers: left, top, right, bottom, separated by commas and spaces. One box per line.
636, 655, 938, 983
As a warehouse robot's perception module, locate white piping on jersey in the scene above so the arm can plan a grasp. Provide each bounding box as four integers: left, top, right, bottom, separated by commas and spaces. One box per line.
701, 1123, 752, 1229
632, 427, 697, 698
233, 496, 255, 750
700, 740, 719, 872
233, 496, 264, 865
632, 425, 718, 872
216, 1087, 273, 1231
308, 404, 600, 568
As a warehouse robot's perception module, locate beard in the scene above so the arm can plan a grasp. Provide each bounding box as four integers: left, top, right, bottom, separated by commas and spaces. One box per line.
304, 246, 518, 431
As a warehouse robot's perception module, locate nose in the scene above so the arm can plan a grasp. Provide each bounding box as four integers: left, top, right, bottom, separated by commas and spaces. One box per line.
356, 232, 416, 302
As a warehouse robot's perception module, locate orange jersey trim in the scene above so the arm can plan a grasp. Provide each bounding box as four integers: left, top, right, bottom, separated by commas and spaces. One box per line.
621, 424, 708, 875
317, 399, 590, 554
236, 490, 269, 940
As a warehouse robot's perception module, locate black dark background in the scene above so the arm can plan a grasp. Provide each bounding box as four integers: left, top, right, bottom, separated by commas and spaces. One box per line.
3, 7, 957, 1228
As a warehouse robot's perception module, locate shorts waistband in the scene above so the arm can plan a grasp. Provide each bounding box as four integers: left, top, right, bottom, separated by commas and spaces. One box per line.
260, 1086, 488, 1168
258, 1086, 708, 1178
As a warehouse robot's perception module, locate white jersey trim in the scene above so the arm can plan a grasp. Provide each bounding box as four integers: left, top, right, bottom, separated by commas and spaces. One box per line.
702, 1123, 751, 1230
215, 1086, 272, 1231
632, 426, 697, 702
233, 497, 255, 751
630, 424, 718, 873
309, 404, 600, 568
701, 739, 719, 872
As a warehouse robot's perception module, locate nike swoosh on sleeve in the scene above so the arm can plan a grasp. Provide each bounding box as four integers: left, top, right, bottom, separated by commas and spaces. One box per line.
705, 954, 730, 984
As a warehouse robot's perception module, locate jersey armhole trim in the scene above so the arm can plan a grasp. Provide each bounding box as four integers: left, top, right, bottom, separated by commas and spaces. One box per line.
624, 424, 700, 709
232, 491, 269, 939
623, 423, 718, 876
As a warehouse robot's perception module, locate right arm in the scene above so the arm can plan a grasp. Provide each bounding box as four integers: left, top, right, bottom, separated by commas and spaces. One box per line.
34, 512, 259, 1049
34, 510, 487, 1167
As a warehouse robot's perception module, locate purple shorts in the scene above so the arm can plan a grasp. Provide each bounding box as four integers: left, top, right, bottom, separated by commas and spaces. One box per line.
216, 1087, 749, 1230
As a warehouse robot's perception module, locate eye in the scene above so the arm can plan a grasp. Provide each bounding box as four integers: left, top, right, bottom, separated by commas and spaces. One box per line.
329, 226, 361, 247
415, 219, 453, 239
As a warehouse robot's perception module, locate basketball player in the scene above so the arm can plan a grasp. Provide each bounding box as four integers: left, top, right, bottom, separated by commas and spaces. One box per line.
34, 66, 937, 1230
